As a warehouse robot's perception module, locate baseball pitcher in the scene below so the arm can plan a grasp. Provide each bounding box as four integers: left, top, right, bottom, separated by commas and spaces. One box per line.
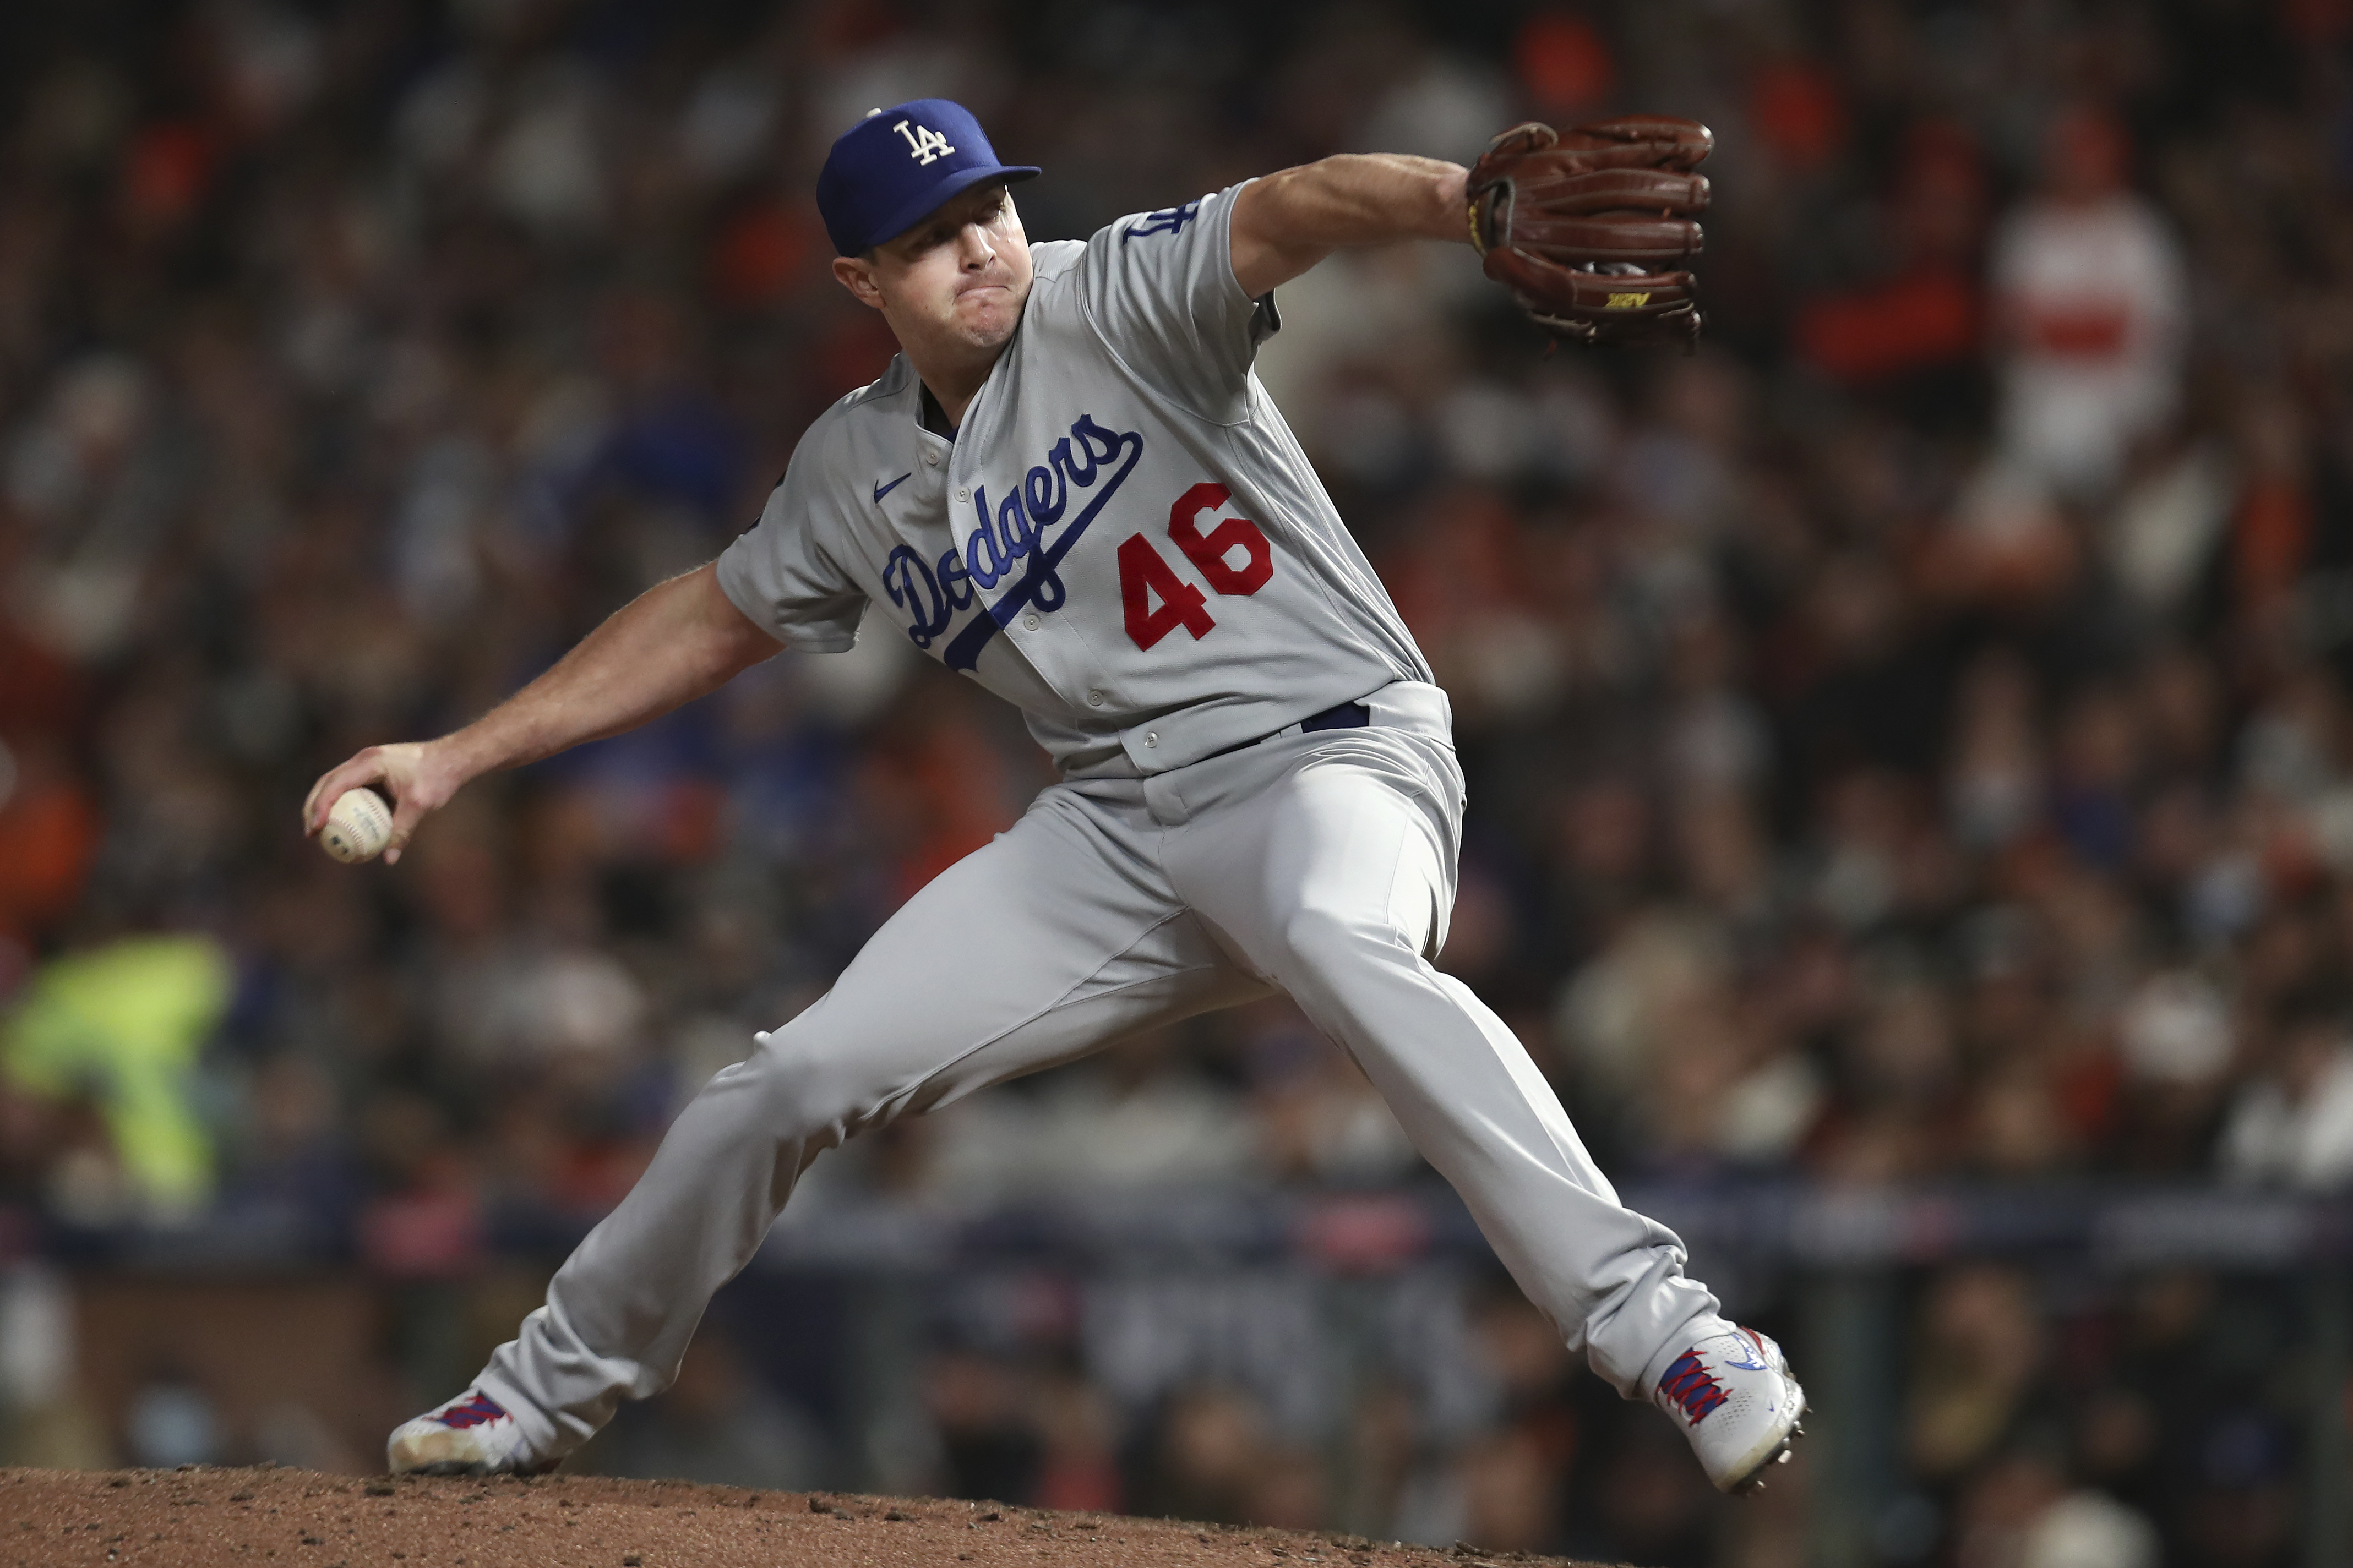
305, 98, 1799, 1498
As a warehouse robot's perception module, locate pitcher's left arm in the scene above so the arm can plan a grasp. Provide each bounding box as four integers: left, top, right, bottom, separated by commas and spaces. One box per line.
1229, 155, 1472, 298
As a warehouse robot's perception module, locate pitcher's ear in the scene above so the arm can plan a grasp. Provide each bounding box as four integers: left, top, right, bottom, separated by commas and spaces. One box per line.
832, 255, 885, 309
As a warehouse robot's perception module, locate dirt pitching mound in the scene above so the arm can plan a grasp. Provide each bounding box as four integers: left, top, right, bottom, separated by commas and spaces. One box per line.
4, 1466, 1617, 1568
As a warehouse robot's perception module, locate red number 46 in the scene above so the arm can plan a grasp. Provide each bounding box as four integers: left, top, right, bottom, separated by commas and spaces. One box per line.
1119, 483, 1274, 651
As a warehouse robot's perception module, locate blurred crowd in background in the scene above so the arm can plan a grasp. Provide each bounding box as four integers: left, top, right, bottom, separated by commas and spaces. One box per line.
0, 0, 2350, 1563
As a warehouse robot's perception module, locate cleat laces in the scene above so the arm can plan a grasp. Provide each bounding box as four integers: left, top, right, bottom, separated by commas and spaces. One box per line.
1658, 1351, 1730, 1424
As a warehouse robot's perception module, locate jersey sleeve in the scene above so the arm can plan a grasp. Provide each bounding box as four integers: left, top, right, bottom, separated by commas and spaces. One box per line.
1075, 181, 1277, 424
714, 441, 868, 653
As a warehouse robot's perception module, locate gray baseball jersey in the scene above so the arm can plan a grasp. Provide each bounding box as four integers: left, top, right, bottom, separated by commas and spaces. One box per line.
716, 182, 1434, 775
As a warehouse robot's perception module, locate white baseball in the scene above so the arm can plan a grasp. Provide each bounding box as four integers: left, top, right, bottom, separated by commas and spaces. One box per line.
320, 786, 394, 864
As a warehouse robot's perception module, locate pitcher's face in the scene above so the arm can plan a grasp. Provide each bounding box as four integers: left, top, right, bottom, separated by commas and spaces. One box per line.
834, 181, 1033, 361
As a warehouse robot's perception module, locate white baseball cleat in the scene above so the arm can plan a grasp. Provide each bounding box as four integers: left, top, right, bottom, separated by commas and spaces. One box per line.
1651, 1325, 1807, 1494
386, 1389, 557, 1477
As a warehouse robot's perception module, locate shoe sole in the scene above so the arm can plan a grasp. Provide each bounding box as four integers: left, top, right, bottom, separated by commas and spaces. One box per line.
387, 1458, 559, 1478
388, 1428, 558, 1479
1723, 1400, 1808, 1496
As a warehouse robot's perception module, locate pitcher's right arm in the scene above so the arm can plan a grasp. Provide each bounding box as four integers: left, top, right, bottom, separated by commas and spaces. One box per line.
301, 561, 783, 863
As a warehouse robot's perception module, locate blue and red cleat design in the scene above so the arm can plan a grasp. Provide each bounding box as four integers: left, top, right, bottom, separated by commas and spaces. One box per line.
433, 1392, 509, 1430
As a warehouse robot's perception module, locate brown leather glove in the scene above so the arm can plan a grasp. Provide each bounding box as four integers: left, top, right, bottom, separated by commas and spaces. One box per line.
1467, 116, 1713, 349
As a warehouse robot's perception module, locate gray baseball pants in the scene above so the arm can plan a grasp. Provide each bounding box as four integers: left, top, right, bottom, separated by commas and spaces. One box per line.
476, 682, 1719, 1455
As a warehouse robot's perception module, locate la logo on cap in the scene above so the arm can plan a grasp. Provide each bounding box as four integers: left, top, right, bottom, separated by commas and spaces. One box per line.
894, 119, 956, 165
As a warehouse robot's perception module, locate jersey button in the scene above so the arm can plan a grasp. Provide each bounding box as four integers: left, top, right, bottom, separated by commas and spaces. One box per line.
1087, 690, 1105, 707
955, 487, 969, 501
1145, 731, 1158, 747
1022, 613, 1041, 631
923, 450, 940, 467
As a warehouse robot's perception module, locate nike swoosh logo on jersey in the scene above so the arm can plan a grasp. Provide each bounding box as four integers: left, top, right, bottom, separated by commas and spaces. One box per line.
873, 472, 912, 503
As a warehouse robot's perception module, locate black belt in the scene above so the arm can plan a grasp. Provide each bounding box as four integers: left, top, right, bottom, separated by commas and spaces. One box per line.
1204, 700, 1370, 761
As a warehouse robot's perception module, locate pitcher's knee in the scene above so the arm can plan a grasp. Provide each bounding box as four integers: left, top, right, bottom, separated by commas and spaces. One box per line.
716, 1031, 882, 1147
1278, 904, 1417, 976
1276, 908, 1430, 1031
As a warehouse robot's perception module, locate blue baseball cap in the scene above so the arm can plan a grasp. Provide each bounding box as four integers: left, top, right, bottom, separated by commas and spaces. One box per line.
816, 99, 1041, 256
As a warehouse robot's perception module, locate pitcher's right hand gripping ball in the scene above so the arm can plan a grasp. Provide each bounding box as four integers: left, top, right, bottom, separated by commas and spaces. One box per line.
1467, 115, 1713, 349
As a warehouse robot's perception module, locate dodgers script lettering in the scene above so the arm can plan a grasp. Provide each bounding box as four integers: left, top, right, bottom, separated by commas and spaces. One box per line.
880, 413, 1145, 669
